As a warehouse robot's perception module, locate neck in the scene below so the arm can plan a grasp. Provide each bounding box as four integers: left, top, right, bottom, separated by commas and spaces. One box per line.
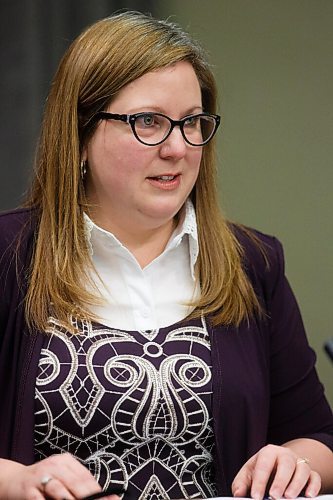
127, 221, 177, 268
88, 210, 177, 268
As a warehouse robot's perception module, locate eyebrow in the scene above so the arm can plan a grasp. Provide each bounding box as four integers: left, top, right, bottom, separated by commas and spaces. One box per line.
117, 105, 204, 116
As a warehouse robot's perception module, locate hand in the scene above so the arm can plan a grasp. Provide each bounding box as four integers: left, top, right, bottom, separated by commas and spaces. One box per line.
0, 453, 120, 500
231, 444, 321, 499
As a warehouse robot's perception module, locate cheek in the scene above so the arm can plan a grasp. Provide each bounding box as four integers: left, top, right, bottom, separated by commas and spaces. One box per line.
191, 149, 203, 174
89, 135, 144, 179
119, 146, 147, 167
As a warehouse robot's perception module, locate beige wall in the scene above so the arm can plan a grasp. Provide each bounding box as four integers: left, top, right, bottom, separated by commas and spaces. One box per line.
157, 0, 333, 404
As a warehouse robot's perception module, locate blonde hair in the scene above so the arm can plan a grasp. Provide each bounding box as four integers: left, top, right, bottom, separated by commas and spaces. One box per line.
25, 11, 260, 332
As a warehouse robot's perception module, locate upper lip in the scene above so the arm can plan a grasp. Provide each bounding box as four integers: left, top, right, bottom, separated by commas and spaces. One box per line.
147, 172, 180, 178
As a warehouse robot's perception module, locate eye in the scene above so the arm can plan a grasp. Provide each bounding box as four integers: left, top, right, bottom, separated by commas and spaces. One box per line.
135, 113, 157, 128
184, 115, 200, 127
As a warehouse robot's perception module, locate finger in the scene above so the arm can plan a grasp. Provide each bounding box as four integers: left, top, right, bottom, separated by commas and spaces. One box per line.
26, 487, 45, 500
63, 472, 102, 499
42, 477, 75, 500
283, 461, 312, 498
232, 483, 250, 497
64, 455, 102, 497
267, 453, 296, 499
42, 454, 102, 498
304, 470, 322, 498
250, 450, 279, 499
232, 455, 256, 497
232, 472, 252, 497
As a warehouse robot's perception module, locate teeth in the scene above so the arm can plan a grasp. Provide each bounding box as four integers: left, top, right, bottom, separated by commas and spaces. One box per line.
157, 175, 175, 181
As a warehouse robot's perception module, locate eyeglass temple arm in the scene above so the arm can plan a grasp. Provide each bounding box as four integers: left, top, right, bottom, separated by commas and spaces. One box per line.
95, 112, 130, 123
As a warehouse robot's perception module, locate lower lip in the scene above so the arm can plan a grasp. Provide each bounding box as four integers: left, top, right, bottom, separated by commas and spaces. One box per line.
146, 175, 181, 190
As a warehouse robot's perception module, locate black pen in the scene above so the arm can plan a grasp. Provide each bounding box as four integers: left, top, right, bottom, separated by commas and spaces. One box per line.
81, 486, 126, 500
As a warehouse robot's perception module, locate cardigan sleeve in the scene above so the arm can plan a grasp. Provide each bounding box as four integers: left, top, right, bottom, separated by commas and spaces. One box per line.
264, 236, 333, 450
0, 215, 18, 349
0, 210, 32, 345
0, 209, 39, 462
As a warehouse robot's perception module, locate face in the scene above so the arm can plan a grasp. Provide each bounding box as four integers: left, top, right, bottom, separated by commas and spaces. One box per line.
83, 61, 203, 235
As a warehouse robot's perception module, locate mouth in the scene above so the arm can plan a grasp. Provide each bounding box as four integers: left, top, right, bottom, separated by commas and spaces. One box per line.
147, 174, 179, 182
146, 173, 181, 190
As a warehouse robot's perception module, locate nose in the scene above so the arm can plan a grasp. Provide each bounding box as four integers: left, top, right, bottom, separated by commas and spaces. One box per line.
159, 126, 187, 160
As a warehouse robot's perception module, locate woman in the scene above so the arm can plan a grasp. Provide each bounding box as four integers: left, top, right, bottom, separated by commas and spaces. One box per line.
0, 11, 332, 500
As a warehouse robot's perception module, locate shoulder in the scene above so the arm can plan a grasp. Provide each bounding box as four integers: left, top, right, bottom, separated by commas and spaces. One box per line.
0, 206, 37, 230
230, 223, 285, 299
231, 223, 284, 266
0, 207, 38, 249
0, 207, 38, 280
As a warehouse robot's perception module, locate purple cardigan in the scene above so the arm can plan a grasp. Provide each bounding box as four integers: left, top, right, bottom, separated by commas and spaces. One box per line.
0, 208, 332, 495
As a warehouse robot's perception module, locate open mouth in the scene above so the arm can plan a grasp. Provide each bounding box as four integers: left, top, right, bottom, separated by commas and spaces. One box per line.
148, 174, 178, 182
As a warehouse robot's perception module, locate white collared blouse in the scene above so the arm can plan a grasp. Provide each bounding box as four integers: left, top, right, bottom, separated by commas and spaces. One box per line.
83, 199, 200, 331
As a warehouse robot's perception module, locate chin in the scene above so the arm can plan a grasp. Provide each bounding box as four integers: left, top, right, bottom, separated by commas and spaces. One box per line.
141, 202, 183, 225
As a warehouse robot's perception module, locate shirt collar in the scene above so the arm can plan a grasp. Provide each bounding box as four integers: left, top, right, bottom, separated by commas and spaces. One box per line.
164, 199, 199, 279
84, 198, 199, 278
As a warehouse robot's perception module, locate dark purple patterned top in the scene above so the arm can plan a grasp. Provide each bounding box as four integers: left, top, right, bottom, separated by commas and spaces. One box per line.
34, 315, 217, 499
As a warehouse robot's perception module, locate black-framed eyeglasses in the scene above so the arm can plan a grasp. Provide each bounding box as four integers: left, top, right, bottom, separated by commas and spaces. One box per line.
92, 111, 221, 146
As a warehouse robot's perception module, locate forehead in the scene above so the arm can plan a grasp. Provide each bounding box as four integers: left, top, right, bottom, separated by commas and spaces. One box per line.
108, 61, 202, 113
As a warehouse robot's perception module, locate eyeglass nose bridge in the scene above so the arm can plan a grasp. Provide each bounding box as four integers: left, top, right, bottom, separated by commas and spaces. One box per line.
162, 117, 188, 144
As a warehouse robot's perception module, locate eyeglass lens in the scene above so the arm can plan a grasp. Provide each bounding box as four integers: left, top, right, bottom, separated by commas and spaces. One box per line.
133, 113, 217, 146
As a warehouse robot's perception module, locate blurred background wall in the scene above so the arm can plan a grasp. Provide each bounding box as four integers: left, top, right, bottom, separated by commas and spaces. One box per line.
1, 0, 332, 403
0, 0, 157, 208
157, 0, 333, 405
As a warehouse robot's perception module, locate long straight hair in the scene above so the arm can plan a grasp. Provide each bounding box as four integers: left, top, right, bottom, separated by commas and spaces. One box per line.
25, 11, 261, 332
